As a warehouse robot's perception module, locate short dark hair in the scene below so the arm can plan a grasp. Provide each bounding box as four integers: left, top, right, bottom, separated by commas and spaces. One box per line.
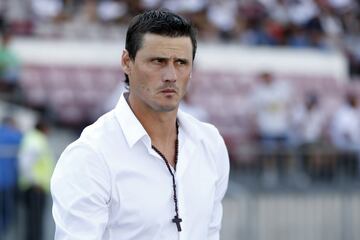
35, 118, 49, 133
124, 9, 197, 86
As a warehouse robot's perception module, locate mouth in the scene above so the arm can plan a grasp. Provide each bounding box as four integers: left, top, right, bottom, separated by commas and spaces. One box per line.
160, 88, 177, 93
158, 87, 178, 96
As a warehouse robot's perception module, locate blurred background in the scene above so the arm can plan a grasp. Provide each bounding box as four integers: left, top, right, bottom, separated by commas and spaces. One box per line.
0, 0, 360, 240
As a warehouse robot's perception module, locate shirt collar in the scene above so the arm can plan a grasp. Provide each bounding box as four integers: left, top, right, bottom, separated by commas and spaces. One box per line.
114, 93, 205, 148
177, 108, 206, 143
114, 93, 149, 148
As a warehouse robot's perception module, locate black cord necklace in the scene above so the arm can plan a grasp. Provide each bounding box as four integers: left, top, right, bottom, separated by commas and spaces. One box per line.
151, 122, 182, 232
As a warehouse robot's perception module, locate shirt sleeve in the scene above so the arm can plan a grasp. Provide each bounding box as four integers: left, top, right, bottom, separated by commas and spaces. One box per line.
51, 141, 111, 240
207, 134, 230, 240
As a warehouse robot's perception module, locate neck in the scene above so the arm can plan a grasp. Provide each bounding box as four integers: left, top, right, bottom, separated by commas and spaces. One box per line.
126, 93, 178, 146
144, 115, 178, 148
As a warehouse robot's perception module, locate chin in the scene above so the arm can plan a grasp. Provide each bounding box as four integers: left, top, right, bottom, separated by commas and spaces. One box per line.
155, 102, 178, 112
157, 105, 178, 112
150, 98, 179, 112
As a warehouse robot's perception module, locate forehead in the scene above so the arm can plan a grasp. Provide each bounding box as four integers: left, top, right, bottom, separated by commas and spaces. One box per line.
138, 33, 193, 58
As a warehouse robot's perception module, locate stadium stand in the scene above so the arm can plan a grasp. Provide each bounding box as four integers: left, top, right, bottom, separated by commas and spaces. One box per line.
20, 65, 120, 126
1, 2, 360, 240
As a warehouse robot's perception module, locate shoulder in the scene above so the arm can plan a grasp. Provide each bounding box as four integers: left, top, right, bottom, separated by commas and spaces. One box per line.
179, 110, 222, 143
53, 127, 112, 188
56, 110, 121, 168
78, 110, 123, 149
180, 111, 230, 183
179, 111, 229, 165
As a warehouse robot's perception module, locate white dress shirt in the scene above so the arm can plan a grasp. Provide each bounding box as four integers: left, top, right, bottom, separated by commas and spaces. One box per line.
51, 93, 230, 240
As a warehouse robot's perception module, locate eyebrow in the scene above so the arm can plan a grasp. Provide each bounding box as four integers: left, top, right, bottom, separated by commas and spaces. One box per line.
175, 58, 190, 63
149, 57, 190, 63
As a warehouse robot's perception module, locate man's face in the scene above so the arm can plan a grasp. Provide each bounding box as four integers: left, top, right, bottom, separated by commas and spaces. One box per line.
122, 33, 193, 113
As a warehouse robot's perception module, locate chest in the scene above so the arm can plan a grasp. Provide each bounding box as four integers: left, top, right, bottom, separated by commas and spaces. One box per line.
102, 141, 217, 233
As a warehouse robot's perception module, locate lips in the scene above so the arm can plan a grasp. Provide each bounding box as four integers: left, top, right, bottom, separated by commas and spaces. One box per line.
160, 88, 176, 93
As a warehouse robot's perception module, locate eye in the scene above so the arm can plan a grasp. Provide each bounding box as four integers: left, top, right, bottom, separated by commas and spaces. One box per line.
176, 60, 188, 65
152, 58, 165, 64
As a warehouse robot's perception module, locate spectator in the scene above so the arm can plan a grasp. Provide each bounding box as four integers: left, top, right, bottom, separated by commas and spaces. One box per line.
163, 0, 207, 14
291, 92, 328, 180
97, 0, 128, 23
291, 93, 326, 147
0, 116, 22, 236
330, 92, 360, 179
31, 0, 63, 22
0, 28, 20, 93
163, 0, 210, 39
317, 2, 343, 49
250, 71, 293, 146
238, 0, 272, 45
330, 93, 360, 151
18, 119, 54, 240
249, 71, 293, 186
207, 0, 239, 41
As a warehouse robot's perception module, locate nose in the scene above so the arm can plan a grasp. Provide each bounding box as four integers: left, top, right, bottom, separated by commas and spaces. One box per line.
162, 63, 177, 82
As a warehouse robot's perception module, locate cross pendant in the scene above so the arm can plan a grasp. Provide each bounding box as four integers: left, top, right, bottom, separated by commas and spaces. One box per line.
172, 215, 182, 232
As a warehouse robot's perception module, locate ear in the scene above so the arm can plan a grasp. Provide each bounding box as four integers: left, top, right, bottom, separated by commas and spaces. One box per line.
121, 49, 132, 75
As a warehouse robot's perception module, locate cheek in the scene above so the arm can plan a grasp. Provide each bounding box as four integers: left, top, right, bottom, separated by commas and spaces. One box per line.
181, 68, 192, 82
132, 67, 154, 91
137, 76, 155, 95
139, 83, 152, 94
181, 74, 191, 87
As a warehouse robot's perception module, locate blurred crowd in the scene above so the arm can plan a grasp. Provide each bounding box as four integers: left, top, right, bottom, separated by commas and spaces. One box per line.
0, 116, 54, 240
0, 0, 359, 75
242, 71, 360, 186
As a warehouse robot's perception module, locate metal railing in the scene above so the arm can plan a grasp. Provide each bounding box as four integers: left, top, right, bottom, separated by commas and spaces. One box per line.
232, 142, 360, 188
221, 144, 360, 240
222, 188, 360, 240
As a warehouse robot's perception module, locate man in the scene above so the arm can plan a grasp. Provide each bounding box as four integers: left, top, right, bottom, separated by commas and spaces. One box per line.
51, 9, 230, 240
19, 119, 54, 240
330, 92, 360, 179
0, 116, 22, 236
0, 29, 20, 93
249, 71, 293, 186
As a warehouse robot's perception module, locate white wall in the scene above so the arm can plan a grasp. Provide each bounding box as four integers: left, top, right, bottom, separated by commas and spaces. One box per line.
12, 38, 349, 83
